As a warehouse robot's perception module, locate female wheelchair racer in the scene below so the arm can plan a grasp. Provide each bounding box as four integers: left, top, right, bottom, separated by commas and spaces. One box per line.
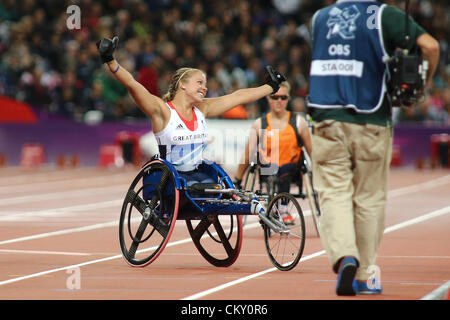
119, 156, 306, 271
97, 36, 305, 271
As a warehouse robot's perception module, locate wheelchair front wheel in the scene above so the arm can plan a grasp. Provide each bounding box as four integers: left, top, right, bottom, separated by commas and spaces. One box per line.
263, 193, 305, 271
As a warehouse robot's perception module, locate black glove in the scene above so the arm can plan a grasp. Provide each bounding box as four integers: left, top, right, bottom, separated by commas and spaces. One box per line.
233, 178, 243, 190
265, 65, 287, 94
96, 36, 119, 64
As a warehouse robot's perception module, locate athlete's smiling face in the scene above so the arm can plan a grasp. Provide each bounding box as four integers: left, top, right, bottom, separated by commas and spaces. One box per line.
181, 71, 208, 104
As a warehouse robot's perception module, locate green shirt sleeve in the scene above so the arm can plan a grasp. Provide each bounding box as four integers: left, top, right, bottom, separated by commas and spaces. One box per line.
381, 5, 427, 55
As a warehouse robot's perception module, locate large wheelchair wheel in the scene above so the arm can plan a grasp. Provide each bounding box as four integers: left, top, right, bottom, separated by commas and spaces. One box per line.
263, 193, 305, 271
119, 160, 179, 267
186, 214, 243, 267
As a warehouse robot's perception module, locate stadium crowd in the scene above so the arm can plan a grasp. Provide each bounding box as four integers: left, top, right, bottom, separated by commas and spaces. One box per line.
0, 0, 449, 124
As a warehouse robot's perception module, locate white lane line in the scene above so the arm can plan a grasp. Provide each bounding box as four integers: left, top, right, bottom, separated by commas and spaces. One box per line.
384, 205, 450, 233
181, 205, 450, 300
0, 171, 134, 194
182, 250, 326, 301
0, 200, 122, 221
0, 230, 205, 287
0, 220, 118, 246
387, 174, 450, 199
0, 184, 126, 206
0, 255, 123, 287
0, 249, 91, 256
0, 168, 87, 183
421, 281, 450, 300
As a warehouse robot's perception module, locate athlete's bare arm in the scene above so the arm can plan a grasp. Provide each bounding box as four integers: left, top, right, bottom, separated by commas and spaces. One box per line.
200, 86, 272, 118
97, 37, 169, 132
199, 66, 286, 118
105, 60, 168, 133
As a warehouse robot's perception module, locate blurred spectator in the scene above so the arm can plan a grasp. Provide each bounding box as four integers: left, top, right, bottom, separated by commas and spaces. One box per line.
0, 0, 447, 125
291, 96, 307, 117
136, 54, 160, 97
397, 98, 429, 123
427, 87, 448, 123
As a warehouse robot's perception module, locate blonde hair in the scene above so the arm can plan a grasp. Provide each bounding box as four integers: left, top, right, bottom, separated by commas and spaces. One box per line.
279, 81, 291, 93
162, 67, 203, 102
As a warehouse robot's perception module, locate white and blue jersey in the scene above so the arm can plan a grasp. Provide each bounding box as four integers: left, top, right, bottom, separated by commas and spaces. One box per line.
309, 0, 388, 113
154, 102, 208, 172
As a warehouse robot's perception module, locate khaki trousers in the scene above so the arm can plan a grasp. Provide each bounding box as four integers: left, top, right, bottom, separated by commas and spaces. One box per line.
311, 120, 393, 281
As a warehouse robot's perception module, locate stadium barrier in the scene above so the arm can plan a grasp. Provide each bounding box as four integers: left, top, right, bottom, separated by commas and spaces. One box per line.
430, 133, 450, 168
98, 144, 124, 168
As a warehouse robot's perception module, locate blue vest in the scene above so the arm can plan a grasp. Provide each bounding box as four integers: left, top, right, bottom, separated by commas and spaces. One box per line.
309, 1, 388, 113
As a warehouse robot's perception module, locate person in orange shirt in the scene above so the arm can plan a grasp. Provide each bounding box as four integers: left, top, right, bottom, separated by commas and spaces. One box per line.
234, 81, 312, 224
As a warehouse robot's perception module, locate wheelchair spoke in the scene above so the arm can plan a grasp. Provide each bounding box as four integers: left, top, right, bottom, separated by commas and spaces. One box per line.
148, 169, 170, 208
190, 218, 213, 241
125, 189, 147, 214
212, 219, 234, 257
128, 217, 148, 259
147, 212, 170, 238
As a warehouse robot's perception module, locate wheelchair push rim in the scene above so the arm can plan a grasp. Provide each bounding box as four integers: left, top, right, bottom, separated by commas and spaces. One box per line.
119, 160, 179, 267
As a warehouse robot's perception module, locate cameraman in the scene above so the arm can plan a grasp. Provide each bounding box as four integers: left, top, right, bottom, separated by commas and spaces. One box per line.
307, 0, 439, 296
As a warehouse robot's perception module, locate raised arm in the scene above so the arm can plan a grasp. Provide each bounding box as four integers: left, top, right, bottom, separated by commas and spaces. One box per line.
97, 37, 168, 132
200, 66, 286, 118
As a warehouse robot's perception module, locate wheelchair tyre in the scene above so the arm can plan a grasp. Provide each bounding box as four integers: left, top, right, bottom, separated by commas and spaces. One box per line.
263, 193, 305, 271
186, 214, 243, 267
119, 160, 179, 267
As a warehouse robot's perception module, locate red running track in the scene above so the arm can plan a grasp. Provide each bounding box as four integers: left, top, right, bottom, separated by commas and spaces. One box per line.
0, 166, 448, 300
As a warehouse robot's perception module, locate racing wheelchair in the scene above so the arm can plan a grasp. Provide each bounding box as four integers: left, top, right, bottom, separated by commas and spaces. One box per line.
242, 150, 321, 236
118, 157, 306, 271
